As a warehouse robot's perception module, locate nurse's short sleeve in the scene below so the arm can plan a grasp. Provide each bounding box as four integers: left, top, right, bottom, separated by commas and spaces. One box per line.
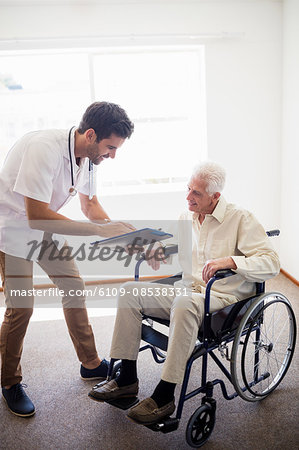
13, 141, 60, 203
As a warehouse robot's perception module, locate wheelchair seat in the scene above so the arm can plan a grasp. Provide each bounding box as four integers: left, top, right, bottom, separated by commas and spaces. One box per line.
142, 294, 260, 353
199, 294, 260, 342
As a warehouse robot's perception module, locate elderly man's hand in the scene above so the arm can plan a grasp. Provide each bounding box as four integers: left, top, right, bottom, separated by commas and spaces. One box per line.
145, 242, 168, 271
202, 257, 237, 283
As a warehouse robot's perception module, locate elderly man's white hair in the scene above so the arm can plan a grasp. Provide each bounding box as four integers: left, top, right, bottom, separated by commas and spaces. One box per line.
191, 161, 226, 195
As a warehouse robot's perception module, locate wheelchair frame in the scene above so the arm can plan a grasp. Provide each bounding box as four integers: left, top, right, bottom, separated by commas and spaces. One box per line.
107, 230, 297, 448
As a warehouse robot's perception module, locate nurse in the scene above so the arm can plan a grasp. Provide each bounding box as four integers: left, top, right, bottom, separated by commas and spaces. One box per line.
0, 101, 135, 417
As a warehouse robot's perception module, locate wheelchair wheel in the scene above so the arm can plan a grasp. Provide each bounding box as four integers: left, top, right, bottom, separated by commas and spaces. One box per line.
230, 292, 296, 402
186, 404, 215, 448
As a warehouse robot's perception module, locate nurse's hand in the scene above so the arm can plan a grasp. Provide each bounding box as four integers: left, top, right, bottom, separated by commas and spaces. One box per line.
98, 220, 136, 238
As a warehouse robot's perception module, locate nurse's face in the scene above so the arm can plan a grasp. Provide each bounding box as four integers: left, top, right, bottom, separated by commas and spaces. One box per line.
86, 132, 125, 165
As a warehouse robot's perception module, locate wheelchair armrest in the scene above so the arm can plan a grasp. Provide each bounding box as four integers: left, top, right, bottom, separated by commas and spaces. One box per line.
138, 243, 178, 263
266, 229, 280, 237
134, 244, 178, 281
206, 269, 236, 295
204, 270, 237, 337
213, 269, 236, 280
163, 244, 178, 258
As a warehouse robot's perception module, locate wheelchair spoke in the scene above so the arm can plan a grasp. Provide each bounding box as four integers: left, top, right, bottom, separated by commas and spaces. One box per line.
252, 334, 289, 387
260, 315, 288, 348
272, 320, 291, 348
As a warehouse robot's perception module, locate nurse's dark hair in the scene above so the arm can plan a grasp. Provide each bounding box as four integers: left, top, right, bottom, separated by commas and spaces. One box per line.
77, 101, 134, 142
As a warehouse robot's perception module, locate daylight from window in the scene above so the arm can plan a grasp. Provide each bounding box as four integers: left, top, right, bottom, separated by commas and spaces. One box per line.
0, 48, 206, 194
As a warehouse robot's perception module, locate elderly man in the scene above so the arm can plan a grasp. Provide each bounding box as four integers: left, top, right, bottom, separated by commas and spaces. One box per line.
89, 161, 280, 425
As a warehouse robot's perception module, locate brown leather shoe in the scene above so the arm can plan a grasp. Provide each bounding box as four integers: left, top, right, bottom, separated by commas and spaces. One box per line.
127, 397, 175, 425
88, 379, 138, 402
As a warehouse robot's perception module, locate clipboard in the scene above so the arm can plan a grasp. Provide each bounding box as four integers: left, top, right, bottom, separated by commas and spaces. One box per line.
91, 228, 172, 248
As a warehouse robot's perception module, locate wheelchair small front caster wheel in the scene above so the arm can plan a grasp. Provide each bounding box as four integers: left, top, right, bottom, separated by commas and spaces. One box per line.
186, 403, 216, 448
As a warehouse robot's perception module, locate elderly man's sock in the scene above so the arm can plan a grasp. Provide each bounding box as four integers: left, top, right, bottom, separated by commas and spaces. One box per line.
115, 359, 137, 387
151, 380, 176, 408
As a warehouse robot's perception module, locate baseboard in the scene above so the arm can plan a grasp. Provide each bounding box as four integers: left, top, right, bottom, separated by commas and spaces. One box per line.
280, 268, 299, 287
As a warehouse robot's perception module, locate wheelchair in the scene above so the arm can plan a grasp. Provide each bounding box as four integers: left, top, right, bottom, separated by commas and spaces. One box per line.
106, 230, 297, 448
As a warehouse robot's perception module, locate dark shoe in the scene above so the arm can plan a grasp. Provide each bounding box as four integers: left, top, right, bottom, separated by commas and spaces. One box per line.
88, 379, 139, 402
127, 397, 175, 425
2, 384, 35, 417
80, 359, 109, 381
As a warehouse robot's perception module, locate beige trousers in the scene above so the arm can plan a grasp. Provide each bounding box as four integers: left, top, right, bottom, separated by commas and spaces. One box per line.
0, 239, 98, 387
110, 281, 235, 384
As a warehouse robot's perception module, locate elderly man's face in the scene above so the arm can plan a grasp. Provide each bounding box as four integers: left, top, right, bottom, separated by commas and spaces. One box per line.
186, 177, 219, 215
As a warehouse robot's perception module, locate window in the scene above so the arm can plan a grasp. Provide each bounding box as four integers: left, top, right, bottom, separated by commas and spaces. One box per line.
0, 51, 90, 168
92, 49, 207, 194
0, 47, 207, 193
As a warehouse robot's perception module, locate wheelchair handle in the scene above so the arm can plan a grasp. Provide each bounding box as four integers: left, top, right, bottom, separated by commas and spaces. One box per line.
266, 229, 280, 237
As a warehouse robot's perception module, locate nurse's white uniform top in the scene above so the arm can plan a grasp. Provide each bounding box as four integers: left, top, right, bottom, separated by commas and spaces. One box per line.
0, 128, 96, 261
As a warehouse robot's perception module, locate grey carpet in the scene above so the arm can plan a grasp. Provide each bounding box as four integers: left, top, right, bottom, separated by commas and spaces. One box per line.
0, 273, 298, 449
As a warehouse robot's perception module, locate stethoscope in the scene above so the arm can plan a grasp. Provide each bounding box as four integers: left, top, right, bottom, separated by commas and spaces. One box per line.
68, 127, 93, 200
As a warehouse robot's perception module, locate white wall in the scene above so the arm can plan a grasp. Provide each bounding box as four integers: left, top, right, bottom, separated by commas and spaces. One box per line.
60, 2, 279, 224
0, 1, 282, 220
1, 0, 292, 275
280, 0, 299, 280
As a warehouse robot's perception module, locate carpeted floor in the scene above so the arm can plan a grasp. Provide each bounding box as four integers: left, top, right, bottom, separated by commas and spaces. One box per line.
0, 273, 298, 449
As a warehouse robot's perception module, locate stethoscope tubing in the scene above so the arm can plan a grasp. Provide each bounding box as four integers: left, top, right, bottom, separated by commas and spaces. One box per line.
68, 127, 93, 198
68, 126, 76, 192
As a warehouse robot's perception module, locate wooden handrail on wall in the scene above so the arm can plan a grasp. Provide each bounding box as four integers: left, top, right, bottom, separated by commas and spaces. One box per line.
0, 274, 171, 293
1, 269, 298, 293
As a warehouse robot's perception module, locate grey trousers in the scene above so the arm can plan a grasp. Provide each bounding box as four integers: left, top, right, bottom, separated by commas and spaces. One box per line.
110, 281, 235, 384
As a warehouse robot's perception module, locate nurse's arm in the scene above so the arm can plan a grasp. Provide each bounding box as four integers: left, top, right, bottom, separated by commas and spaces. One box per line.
24, 196, 135, 237
79, 193, 110, 222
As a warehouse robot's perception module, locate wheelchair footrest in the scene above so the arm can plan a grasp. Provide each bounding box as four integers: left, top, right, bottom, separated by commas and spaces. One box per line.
146, 417, 179, 434
106, 396, 139, 410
